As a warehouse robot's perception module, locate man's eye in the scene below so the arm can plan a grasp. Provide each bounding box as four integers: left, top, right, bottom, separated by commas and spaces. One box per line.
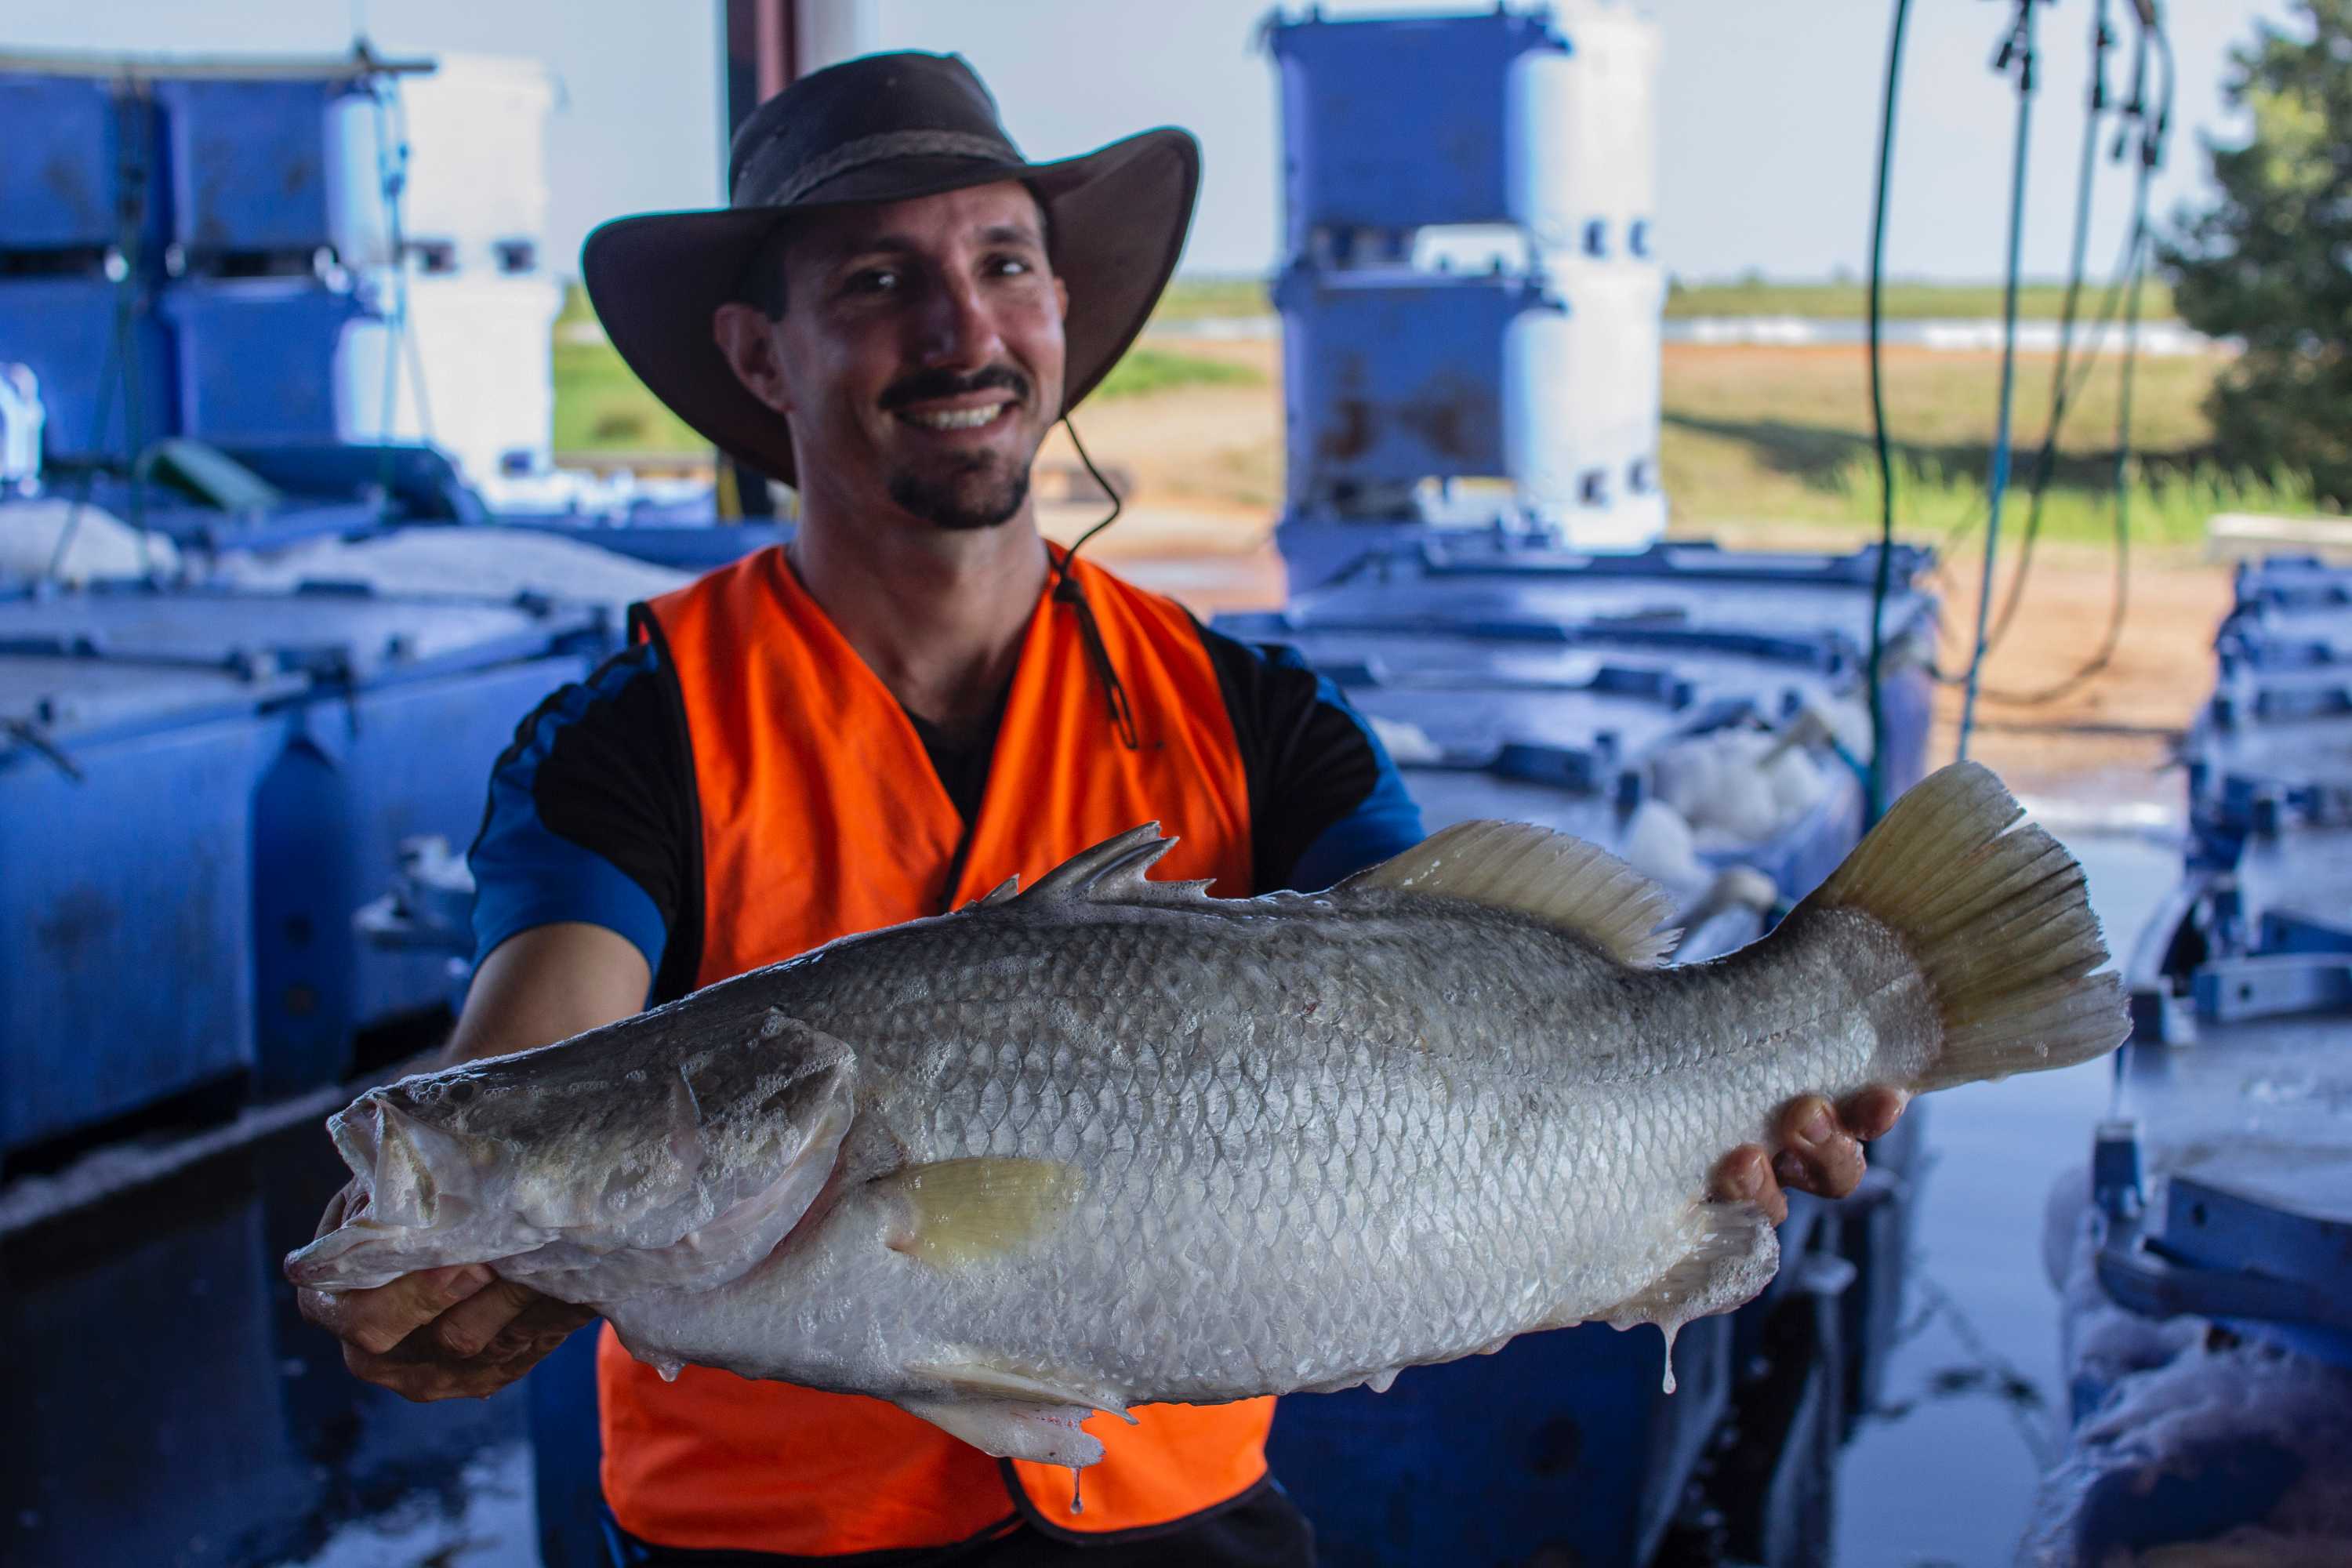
848, 268, 899, 294
989, 256, 1033, 278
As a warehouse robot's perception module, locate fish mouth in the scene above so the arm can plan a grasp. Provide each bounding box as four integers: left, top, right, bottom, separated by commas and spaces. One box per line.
283, 1094, 502, 1291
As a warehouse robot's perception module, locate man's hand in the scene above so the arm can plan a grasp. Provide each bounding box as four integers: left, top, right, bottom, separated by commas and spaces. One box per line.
294, 1181, 594, 1402
1708, 1088, 1909, 1225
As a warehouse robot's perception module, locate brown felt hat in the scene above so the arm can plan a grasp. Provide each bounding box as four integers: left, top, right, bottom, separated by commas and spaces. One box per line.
580, 51, 1200, 487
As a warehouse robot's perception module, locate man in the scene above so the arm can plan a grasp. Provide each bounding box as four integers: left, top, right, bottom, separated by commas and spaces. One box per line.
297, 51, 1903, 1566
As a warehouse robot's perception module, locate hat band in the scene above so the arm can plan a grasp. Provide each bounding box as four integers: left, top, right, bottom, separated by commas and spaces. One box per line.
746, 129, 1018, 209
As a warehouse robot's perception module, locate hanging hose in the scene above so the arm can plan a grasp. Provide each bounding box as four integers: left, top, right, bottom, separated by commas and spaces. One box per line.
1984, 8, 2173, 707
1863, 0, 1915, 824
1954, 0, 2045, 764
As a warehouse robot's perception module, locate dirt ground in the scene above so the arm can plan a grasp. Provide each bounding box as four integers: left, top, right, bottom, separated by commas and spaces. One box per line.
1044, 335, 2241, 812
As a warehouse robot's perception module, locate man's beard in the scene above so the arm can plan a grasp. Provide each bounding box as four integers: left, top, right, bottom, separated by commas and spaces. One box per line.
887, 452, 1031, 532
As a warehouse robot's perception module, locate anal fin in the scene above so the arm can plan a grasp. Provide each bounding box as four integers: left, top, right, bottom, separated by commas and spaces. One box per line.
1597, 1200, 1780, 1393
905, 1356, 1138, 1425
898, 1396, 1107, 1468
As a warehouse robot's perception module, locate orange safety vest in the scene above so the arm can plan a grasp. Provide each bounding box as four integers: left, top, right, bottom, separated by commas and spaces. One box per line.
603, 543, 1273, 1555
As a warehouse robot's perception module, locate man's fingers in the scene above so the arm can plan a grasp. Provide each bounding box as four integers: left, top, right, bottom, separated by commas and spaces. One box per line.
303, 1262, 498, 1356
430, 1276, 542, 1359
1840, 1086, 1911, 1143
1710, 1144, 1789, 1227
1776, 1094, 1867, 1200
349, 1293, 597, 1403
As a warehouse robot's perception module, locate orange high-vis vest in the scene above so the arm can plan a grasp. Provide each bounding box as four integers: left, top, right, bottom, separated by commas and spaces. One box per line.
603, 543, 1273, 1555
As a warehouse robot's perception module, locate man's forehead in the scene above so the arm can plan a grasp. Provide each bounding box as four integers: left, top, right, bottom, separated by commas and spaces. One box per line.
798, 182, 1047, 259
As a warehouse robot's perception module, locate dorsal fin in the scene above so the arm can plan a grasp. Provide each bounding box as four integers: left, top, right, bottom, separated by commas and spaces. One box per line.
1345, 820, 1680, 967
1017, 824, 1214, 908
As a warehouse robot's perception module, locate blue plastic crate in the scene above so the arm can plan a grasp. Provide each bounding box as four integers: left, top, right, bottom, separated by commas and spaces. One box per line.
0, 653, 299, 1152
490, 518, 793, 572
1265, 8, 1570, 245
2229, 553, 2352, 615
0, 274, 178, 460
160, 278, 367, 446
2184, 670, 2352, 848
0, 586, 599, 1093
0, 72, 171, 254
153, 75, 355, 260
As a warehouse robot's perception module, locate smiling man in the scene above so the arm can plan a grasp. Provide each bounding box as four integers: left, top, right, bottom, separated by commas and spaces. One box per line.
294, 50, 1900, 1568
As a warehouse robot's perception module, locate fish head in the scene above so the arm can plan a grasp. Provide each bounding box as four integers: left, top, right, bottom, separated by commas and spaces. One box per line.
285, 1006, 861, 1302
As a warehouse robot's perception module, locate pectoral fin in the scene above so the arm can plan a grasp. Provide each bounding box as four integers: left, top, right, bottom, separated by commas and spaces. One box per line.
879, 1156, 1082, 1269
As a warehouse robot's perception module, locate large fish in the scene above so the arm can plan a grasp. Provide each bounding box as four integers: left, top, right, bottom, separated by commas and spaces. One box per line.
288, 762, 2125, 1469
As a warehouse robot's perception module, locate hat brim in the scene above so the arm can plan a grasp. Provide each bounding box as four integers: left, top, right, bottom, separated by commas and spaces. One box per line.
579, 126, 1199, 488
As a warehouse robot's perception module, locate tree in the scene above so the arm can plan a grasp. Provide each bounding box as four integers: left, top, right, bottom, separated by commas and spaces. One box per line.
2162, 0, 2352, 507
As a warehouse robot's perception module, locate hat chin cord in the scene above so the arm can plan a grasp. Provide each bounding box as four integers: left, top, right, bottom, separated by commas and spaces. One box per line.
1051, 416, 1142, 751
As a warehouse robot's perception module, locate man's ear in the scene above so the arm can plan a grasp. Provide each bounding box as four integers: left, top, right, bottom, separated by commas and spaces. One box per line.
1052, 274, 1069, 323
713, 303, 792, 416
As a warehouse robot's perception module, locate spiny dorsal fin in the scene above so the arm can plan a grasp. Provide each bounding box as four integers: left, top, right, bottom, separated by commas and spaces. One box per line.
1016, 824, 1214, 908
1346, 820, 1680, 967
960, 874, 1022, 913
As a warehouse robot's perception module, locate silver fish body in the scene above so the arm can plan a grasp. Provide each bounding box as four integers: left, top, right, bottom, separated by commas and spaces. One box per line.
289, 762, 2125, 1465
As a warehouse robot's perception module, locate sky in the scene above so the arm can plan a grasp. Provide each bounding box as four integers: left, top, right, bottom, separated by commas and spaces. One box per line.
2, 0, 2305, 284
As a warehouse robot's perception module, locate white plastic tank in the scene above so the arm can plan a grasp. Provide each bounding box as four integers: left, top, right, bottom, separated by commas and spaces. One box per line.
1505, 260, 1667, 549
325, 56, 556, 274
336, 269, 564, 487
1509, 2, 1661, 264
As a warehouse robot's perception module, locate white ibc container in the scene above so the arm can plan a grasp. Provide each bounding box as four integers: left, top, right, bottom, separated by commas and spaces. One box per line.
336, 270, 562, 487
1509, 1, 1661, 265
325, 56, 556, 274
1504, 259, 1665, 550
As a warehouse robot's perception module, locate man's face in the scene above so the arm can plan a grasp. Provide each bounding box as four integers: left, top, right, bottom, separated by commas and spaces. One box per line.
716, 181, 1069, 533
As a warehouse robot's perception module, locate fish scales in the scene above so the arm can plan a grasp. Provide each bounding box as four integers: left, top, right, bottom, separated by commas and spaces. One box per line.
288, 762, 2128, 1466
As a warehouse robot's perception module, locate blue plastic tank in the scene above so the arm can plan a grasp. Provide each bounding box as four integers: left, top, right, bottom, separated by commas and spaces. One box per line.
0, 653, 298, 1154
0, 585, 599, 1097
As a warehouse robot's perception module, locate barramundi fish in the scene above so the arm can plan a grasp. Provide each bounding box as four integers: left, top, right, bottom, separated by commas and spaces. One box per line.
288, 761, 2125, 1470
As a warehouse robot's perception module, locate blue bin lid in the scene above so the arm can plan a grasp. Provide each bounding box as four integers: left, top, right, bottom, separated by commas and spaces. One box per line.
1225, 623, 1838, 720
0, 583, 601, 685
2218, 599, 2352, 674
0, 653, 301, 758
2097, 1014, 2352, 1365
1255, 543, 1935, 677
2231, 554, 2352, 614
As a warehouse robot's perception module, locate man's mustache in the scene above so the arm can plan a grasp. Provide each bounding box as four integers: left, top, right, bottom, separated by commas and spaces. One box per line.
880, 366, 1032, 412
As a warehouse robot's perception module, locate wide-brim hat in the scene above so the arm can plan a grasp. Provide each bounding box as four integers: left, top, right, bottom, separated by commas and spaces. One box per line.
582, 51, 1200, 487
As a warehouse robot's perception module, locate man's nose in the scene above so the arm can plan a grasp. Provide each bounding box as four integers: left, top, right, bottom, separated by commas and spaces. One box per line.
913, 274, 1005, 370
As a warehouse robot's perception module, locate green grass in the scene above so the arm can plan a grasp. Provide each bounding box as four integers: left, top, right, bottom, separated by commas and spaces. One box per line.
1093, 346, 1261, 400
1826, 452, 2325, 549
1663, 278, 2178, 321
1655, 339, 2243, 533
1148, 275, 1272, 324
550, 343, 707, 453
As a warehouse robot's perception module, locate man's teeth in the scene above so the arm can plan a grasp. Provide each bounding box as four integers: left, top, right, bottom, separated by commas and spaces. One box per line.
901, 404, 1005, 430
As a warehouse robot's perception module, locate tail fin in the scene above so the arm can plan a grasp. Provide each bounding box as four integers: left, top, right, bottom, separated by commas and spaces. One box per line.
1795, 761, 2128, 1091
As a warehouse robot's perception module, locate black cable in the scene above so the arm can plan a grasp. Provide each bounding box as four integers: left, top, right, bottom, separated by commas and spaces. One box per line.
1053, 416, 1140, 750
1983, 6, 2172, 707
1863, 0, 1914, 824
1984, 0, 2114, 650
1955, 0, 2045, 762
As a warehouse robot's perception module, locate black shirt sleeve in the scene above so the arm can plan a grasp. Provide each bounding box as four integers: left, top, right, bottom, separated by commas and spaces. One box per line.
1192, 618, 1427, 893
